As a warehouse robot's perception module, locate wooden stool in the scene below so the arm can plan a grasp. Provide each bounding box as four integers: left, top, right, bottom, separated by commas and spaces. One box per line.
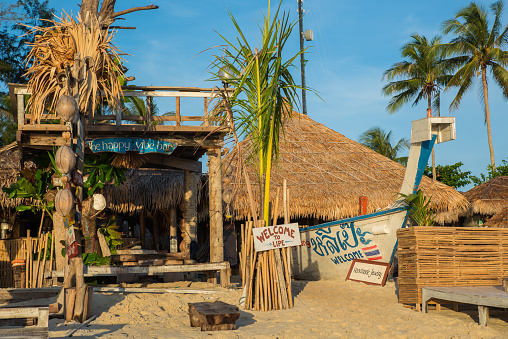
188, 301, 240, 331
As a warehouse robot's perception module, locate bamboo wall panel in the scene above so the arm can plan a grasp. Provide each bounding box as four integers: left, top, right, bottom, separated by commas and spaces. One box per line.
0, 238, 46, 288
397, 227, 508, 305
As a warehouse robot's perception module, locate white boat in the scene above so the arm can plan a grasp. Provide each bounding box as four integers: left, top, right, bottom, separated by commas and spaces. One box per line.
292, 117, 456, 280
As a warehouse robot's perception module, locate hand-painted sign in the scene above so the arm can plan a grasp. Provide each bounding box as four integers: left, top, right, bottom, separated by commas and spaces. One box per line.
87, 138, 177, 154
253, 223, 300, 252
63, 213, 75, 228
345, 259, 391, 286
65, 226, 78, 259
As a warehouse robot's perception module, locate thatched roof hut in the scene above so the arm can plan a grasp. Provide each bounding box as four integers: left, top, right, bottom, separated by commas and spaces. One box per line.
0, 143, 35, 210
104, 169, 208, 221
485, 207, 508, 227
462, 176, 508, 216
0, 142, 208, 220
223, 113, 470, 224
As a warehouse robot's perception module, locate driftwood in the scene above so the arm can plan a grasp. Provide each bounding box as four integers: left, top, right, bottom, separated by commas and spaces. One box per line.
80, 0, 159, 27
188, 301, 240, 331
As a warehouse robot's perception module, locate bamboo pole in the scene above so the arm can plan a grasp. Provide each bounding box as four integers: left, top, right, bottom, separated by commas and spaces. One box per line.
38, 233, 49, 287
32, 235, 43, 288
273, 187, 280, 225
26, 230, 31, 288
49, 231, 54, 276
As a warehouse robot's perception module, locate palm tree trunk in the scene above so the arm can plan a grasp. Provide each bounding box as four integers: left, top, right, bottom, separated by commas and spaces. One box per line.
481, 65, 496, 170
428, 94, 436, 181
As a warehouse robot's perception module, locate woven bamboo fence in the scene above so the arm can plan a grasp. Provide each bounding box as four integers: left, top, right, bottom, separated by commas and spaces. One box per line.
0, 236, 54, 288
397, 226, 508, 305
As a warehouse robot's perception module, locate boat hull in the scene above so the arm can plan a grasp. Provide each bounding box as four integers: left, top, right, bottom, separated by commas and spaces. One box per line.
292, 208, 406, 280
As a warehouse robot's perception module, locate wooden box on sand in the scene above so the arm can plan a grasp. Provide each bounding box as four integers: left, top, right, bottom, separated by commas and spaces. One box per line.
397, 226, 508, 305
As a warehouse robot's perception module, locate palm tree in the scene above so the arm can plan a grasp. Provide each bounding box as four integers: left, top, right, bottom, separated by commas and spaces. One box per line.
442, 1, 508, 170
212, 0, 305, 224
382, 34, 452, 179
359, 127, 410, 166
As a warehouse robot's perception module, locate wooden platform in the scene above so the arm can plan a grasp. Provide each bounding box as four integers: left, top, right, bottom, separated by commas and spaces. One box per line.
189, 301, 240, 331
47, 262, 231, 287
422, 286, 508, 326
0, 306, 49, 338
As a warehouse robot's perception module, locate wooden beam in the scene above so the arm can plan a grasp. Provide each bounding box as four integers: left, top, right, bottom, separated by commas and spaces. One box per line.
169, 207, 178, 253
183, 170, 198, 253
140, 211, 146, 248
86, 125, 227, 133
50, 261, 230, 276
144, 154, 202, 172
208, 149, 223, 263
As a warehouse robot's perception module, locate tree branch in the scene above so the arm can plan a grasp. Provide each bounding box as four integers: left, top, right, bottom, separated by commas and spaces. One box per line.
112, 5, 159, 19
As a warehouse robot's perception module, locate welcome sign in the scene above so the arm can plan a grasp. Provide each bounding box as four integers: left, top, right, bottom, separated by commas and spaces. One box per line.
87, 138, 177, 154
253, 223, 301, 252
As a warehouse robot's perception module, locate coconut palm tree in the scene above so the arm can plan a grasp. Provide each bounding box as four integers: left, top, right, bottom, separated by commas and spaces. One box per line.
359, 127, 410, 166
442, 1, 508, 170
211, 0, 305, 224
382, 34, 452, 179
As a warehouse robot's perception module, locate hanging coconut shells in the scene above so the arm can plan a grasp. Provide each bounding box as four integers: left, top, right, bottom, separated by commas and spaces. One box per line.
55, 189, 74, 217
55, 95, 79, 123
55, 146, 76, 174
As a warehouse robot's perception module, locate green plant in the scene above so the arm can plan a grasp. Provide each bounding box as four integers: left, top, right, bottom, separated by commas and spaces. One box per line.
424, 162, 472, 188
470, 158, 508, 185
84, 153, 126, 196
211, 0, 308, 224
398, 190, 436, 226
82, 216, 122, 266
2, 168, 55, 219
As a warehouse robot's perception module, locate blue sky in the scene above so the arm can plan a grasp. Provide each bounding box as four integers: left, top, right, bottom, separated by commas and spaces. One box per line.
24, 1, 508, 188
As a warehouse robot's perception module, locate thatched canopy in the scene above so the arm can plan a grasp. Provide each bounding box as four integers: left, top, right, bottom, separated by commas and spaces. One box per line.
0, 142, 35, 209
104, 169, 209, 221
462, 176, 508, 216
485, 207, 508, 228
223, 113, 470, 224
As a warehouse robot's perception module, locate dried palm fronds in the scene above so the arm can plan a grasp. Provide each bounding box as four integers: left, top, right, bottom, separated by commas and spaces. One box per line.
23, 12, 125, 123
111, 153, 147, 169
223, 112, 471, 224
463, 176, 508, 216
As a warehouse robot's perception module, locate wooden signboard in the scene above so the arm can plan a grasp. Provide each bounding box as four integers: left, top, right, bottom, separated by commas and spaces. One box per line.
345, 259, 391, 286
87, 138, 177, 154
253, 223, 300, 252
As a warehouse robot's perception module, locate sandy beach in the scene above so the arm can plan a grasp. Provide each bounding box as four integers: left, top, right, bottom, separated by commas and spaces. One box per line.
48, 279, 508, 338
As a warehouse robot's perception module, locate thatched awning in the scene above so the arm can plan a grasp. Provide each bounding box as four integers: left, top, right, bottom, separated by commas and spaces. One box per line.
223, 113, 470, 224
0, 142, 35, 209
485, 207, 508, 228
104, 169, 209, 221
462, 176, 508, 216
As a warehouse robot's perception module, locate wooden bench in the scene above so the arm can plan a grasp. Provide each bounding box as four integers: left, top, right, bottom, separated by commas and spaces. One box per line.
422, 286, 508, 327
0, 306, 49, 338
189, 301, 240, 331
47, 261, 231, 287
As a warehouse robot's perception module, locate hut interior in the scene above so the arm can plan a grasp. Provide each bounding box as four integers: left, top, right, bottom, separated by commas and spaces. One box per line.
223, 112, 470, 228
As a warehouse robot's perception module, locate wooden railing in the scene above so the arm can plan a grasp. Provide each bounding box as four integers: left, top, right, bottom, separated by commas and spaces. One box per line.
11, 85, 227, 130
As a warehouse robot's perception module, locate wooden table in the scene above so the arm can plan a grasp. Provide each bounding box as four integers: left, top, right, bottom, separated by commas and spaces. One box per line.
422, 286, 508, 326
47, 262, 231, 287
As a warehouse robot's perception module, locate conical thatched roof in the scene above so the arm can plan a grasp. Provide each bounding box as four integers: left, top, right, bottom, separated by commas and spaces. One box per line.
0, 142, 36, 209
462, 176, 508, 216
485, 207, 508, 228
104, 169, 209, 221
223, 113, 470, 224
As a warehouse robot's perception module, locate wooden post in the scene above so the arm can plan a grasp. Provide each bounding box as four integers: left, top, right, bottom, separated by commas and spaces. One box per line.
175, 97, 181, 126
169, 207, 178, 253
26, 230, 31, 288
73, 257, 86, 322
140, 211, 146, 249
153, 211, 160, 251
208, 149, 223, 263
183, 170, 197, 253
203, 97, 209, 126
53, 213, 66, 271
146, 96, 152, 126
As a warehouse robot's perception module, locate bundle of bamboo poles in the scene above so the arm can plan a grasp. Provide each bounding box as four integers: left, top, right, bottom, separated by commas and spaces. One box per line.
25, 229, 55, 288
239, 184, 293, 311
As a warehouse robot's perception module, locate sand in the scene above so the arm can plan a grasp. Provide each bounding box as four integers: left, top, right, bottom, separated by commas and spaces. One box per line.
48, 280, 508, 338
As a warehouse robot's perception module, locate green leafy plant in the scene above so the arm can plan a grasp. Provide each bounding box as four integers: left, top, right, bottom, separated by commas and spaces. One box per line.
84, 153, 126, 196
424, 162, 472, 189
470, 158, 508, 186
82, 216, 122, 266
398, 190, 436, 226
2, 168, 55, 219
